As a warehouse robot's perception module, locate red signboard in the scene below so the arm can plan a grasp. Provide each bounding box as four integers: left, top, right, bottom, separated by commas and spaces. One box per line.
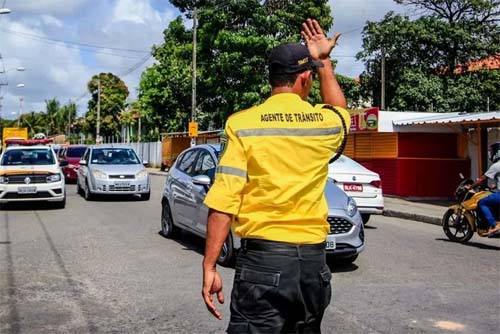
350, 107, 379, 132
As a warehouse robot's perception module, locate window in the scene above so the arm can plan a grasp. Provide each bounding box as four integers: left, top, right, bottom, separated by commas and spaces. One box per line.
193, 150, 216, 179
1, 149, 54, 166
177, 150, 198, 175
67, 146, 87, 158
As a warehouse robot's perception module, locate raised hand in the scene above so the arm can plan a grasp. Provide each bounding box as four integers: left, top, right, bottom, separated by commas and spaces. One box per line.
301, 19, 341, 61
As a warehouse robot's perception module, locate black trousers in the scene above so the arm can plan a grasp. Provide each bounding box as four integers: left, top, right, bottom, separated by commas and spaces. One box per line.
227, 239, 332, 334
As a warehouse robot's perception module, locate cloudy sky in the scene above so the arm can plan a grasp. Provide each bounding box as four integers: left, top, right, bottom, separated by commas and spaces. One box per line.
0, 0, 409, 120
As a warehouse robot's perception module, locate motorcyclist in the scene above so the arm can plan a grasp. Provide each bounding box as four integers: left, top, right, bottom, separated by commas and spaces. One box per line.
466, 142, 500, 237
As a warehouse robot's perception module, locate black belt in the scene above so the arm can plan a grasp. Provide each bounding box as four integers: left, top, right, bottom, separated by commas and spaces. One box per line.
241, 238, 325, 252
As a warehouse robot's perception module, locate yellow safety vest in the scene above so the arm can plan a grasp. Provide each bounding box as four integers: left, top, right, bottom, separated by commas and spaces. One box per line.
204, 93, 351, 244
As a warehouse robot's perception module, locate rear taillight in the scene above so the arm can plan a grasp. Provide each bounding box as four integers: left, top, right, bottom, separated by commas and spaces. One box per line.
370, 180, 382, 188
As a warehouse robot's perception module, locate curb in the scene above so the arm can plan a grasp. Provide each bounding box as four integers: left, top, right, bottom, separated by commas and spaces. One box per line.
148, 170, 168, 177
383, 209, 442, 226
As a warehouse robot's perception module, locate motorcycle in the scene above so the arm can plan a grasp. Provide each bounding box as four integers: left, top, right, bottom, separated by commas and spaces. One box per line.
442, 174, 498, 242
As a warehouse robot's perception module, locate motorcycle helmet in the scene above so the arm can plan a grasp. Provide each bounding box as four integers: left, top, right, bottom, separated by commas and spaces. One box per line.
489, 142, 500, 163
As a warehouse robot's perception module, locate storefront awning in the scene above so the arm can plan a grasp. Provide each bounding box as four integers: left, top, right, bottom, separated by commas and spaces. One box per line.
393, 111, 500, 127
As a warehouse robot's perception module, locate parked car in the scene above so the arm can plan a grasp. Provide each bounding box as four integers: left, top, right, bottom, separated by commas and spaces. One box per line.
161, 144, 364, 266
0, 140, 66, 208
76, 145, 150, 201
59, 145, 87, 182
328, 155, 384, 224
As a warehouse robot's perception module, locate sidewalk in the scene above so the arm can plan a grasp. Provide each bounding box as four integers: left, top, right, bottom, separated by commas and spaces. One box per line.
383, 196, 451, 226
147, 168, 451, 226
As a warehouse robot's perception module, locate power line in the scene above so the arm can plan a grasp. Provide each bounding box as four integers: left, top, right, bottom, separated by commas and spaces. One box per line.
0, 27, 150, 54
0, 28, 146, 59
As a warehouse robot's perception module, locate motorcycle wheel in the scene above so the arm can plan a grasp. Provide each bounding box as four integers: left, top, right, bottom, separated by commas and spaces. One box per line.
442, 209, 474, 243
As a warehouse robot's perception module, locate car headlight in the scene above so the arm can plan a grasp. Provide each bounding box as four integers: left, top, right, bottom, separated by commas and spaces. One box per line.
136, 169, 148, 179
92, 169, 108, 180
346, 197, 358, 217
0, 176, 8, 184
46, 174, 62, 183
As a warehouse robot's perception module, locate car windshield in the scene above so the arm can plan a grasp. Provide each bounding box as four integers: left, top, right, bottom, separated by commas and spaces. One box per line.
67, 147, 87, 158
1, 148, 55, 166
90, 148, 140, 165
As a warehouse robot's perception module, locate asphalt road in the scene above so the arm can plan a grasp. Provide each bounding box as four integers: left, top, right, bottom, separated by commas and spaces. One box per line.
1, 175, 499, 334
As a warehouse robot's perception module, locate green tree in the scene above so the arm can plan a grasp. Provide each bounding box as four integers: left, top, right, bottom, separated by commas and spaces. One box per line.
357, 0, 500, 112
138, 0, 335, 133
85, 73, 129, 140
138, 17, 192, 138
57, 102, 77, 136
45, 98, 60, 135
19, 111, 48, 138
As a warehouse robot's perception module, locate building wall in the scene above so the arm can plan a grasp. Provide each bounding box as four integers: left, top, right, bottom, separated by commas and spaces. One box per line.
348, 132, 470, 198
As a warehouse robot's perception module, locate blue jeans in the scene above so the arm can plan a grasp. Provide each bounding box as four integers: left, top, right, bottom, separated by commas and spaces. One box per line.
477, 192, 500, 228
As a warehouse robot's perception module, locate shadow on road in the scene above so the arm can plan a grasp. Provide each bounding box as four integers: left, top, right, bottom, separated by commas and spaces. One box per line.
363, 225, 378, 230
0, 202, 63, 211
327, 261, 359, 273
436, 238, 500, 251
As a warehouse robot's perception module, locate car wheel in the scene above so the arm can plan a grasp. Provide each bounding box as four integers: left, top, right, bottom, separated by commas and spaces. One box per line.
54, 196, 66, 209
76, 179, 83, 195
141, 191, 151, 201
442, 209, 474, 243
84, 181, 93, 201
217, 233, 235, 267
361, 214, 370, 225
161, 202, 178, 238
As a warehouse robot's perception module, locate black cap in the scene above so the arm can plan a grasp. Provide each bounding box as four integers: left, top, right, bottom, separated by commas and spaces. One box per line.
268, 42, 324, 74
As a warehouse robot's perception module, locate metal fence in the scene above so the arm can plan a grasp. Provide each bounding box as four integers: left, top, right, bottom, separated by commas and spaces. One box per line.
129, 141, 162, 168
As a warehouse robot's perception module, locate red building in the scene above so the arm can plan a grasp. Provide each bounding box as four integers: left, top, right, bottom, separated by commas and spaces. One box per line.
345, 109, 500, 199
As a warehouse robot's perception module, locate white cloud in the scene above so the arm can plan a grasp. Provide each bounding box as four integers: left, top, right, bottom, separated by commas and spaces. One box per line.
40, 15, 64, 28
8, 0, 90, 15
0, 0, 177, 119
328, 0, 407, 77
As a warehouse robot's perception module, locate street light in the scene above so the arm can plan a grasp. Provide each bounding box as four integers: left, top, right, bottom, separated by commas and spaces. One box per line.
0, 67, 25, 74
16, 83, 25, 128
0, 8, 11, 15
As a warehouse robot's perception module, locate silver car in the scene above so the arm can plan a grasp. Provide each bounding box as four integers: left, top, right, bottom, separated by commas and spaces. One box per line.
161, 144, 364, 266
77, 145, 150, 200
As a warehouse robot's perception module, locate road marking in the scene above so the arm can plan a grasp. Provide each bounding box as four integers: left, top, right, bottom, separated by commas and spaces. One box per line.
434, 320, 466, 331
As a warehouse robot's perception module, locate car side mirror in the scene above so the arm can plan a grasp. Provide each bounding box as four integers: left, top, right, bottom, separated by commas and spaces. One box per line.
192, 174, 211, 186
142, 160, 149, 167
59, 160, 69, 167
79, 159, 87, 166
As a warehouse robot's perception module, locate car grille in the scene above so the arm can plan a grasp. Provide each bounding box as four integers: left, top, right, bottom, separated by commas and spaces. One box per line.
109, 185, 136, 192
327, 216, 354, 234
3, 191, 52, 199
5, 174, 51, 184
109, 175, 135, 179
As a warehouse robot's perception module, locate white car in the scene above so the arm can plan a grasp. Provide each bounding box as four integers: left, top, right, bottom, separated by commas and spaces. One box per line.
328, 155, 384, 224
0, 142, 66, 208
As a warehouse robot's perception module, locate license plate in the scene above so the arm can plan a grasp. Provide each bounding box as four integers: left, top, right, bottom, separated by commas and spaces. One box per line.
344, 183, 363, 192
325, 240, 336, 250
17, 186, 37, 194
114, 181, 130, 187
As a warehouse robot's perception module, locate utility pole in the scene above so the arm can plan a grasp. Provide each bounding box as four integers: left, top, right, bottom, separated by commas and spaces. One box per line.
96, 79, 101, 144
381, 46, 386, 110
67, 99, 72, 141
190, 6, 197, 147
17, 97, 23, 127
138, 114, 141, 143
0, 83, 7, 141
